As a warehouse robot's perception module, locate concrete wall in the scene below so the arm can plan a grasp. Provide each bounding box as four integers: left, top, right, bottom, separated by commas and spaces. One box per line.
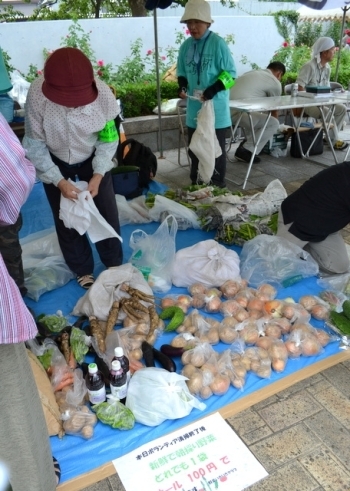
0, 15, 283, 77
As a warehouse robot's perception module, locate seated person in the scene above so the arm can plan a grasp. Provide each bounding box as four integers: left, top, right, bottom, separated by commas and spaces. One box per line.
296, 36, 348, 151
276, 162, 350, 275
230, 61, 286, 164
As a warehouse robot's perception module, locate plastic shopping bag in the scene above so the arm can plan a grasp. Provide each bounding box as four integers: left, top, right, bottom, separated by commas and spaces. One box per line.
189, 100, 221, 183
129, 215, 178, 293
126, 367, 206, 426
172, 239, 241, 288
240, 235, 319, 288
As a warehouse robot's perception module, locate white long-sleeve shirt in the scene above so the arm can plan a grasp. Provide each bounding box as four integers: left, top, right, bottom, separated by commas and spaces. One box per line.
23, 77, 120, 186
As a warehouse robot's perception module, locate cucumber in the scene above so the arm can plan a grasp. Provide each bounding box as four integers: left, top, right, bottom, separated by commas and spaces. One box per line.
329, 311, 350, 335
342, 299, 350, 321
159, 306, 185, 332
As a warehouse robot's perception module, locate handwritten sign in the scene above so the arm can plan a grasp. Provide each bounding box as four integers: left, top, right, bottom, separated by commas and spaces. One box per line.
113, 412, 268, 491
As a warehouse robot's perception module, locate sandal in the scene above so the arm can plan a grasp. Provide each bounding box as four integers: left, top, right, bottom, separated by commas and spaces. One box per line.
77, 274, 94, 289
333, 140, 348, 150
53, 456, 61, 485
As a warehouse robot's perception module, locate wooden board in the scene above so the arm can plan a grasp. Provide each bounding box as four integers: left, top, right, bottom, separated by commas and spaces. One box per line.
56, 350, 350, 491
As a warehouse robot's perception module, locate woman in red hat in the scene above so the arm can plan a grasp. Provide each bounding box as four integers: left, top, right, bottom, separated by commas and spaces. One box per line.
23, 47, 123, 289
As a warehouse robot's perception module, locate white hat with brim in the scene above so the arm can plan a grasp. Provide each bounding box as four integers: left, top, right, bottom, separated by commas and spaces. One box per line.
180, 0, 214, 24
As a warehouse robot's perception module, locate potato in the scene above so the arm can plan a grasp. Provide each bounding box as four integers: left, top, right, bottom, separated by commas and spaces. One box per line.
219, 325, 238, 344
200, 385, 213, 400
181, 350, 193, 365
128, 348, 143, 361
135, 322, 150, 335
182, 364, 197, 378
186, 372, 203, 395
172, 336, 187, 348
81, 425, 94, 439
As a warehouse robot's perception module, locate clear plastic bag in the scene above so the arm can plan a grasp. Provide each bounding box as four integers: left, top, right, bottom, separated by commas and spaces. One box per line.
240, 235, 319, 288
129, 215, 178, 293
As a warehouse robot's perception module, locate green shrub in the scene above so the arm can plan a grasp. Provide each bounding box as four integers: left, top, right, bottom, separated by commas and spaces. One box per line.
114, 81, 178, 118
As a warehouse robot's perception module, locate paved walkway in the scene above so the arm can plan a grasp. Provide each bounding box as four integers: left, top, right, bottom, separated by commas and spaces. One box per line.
80, 127, 350, 491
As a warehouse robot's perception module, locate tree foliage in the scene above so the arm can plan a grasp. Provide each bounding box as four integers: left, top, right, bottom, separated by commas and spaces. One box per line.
0, 0, 238, 20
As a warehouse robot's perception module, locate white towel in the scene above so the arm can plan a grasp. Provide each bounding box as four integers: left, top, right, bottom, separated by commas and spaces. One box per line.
59, 180, 122, 244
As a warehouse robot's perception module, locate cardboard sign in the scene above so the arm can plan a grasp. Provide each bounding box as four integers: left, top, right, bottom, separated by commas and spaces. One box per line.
113, 412, 268, 491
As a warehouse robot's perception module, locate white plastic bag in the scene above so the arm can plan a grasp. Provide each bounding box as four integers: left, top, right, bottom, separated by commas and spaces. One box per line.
9, 71, 30, 108
172, 239, 241, 288
115, 194, 151, 226
153, 98, 182, 115
129, 215, 178, 293
125, 367, 206, 426
240, 235, 319, 288
149, 195, 200, 229
189, 101, 222, 183
72, 263, 153, 321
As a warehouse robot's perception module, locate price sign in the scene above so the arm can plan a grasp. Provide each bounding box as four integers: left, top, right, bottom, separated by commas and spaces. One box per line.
113, 412, 268, 491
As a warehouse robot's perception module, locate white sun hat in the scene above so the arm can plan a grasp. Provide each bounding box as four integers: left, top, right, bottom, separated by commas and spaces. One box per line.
180, 0, 214, 24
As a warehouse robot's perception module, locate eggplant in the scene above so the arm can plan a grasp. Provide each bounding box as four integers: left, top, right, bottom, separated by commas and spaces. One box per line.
160, 344, 185, 358
152, 347, 176, 372
141, 341, 155, 367
142, 341, 176, 372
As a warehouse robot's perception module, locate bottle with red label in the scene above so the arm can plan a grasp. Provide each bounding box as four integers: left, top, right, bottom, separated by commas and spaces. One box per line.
109, 360, 127, 404
112, 347, 130, 384
85, 363, 106, 405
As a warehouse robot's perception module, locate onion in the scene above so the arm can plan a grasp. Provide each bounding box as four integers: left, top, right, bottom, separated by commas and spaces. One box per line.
315, 328, 330, 347
301, 335, 322, 356
256, 283, 277, 300
299, 295, 318, 311
188, 283, 207, 296
272, 358, 286, 372
234, 308, 250, 322
222, 316, 238, 328
205, 295, 222, 313
161, 297, 176, 309
247, 298, 265, 312
265, 324, 282, 339
264, 300, 283, 318
310, 304, 329, 321
285, 339, 302, 358
191, 294, 206, 309
220, 299, 241, 317
248, 309, 264, 320
256, 336, 273, 350
210, 374, 230, 395
219, 280, 241, 299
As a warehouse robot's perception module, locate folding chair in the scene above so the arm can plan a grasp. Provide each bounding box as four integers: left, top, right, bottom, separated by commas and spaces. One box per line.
177, 98, 191, 167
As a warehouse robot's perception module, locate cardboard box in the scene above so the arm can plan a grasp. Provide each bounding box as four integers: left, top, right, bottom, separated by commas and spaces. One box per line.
262, 133, 288, 155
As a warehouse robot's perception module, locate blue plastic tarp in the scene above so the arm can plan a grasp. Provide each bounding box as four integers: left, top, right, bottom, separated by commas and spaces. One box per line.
20, 181, 342, 485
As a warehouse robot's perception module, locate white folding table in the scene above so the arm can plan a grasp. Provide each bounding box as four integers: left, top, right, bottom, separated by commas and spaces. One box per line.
229, 94, 348, 189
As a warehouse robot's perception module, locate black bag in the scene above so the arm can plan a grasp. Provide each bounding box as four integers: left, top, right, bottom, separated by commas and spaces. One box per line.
110, 166, 143, 200
290, 128, 323, 158
116, 138, 157, 189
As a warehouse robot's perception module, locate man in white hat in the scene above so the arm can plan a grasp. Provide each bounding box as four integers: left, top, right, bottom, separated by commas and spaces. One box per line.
296, 36, 348, 150
177, 0, 236, 187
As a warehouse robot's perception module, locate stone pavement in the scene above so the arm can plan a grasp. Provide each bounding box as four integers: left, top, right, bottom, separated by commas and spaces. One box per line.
80, 127, 350, 491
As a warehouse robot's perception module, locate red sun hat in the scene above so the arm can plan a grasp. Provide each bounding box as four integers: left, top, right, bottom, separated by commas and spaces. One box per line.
42, 47, 98, 108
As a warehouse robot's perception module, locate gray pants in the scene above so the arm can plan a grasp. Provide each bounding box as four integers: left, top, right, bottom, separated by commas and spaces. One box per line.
231, 110, 279, 154
277, 209, 350, 274
0, 343, 56, 491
